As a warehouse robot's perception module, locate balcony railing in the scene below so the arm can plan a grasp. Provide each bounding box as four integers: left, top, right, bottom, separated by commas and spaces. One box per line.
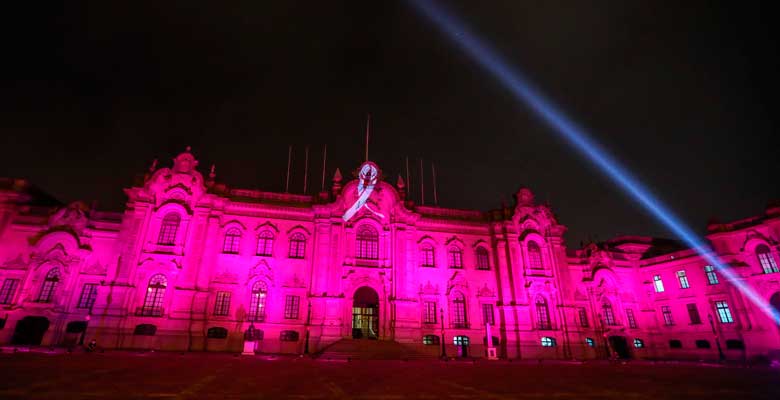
451, 322, 470, 329
135, 306, 164, 317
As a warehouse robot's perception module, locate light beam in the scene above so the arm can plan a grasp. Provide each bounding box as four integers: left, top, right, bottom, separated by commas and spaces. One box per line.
408, 0, 779, 324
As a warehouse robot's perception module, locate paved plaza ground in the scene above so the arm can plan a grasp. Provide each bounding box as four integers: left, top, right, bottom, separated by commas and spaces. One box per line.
1, 350, 779, 399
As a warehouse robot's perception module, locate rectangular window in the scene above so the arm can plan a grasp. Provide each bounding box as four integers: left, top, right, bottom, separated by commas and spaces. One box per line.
715, 301, 734, 323
578, 307, 589, 327
602, 305, 616, 326
452, 301, 467, 327
0, 278, 20, 304
423, 301, 437, 324
448, 249, 463, 269
686, 303, 702, 324
421, 247, 435, 267
77, 283, 98, 309
284, 295, 300, 319
653, 275, 665, 293
476, 249, 490, 270
482, 304, 495, 326
676, 270, 690, 289
661, 305, 674, 326
626, 308, 637, 329
704, 265, 719, 285
214, 291, 231, 316
256, 234, 274, 256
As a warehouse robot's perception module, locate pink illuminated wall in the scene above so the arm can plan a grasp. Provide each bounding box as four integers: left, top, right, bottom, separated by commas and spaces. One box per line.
0, 150, 778, 361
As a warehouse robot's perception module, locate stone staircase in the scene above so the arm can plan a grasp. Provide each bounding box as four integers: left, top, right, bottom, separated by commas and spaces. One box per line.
315, 339, 437, 361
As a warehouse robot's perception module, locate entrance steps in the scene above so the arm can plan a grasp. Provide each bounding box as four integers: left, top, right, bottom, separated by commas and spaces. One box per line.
315, 339, 436, 361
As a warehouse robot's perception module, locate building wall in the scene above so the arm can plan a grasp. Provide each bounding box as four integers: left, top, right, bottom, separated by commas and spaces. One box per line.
0, 153, 778, 361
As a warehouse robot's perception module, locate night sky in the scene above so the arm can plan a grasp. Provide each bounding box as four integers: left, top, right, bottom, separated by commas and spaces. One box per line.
2, 1, 778, 248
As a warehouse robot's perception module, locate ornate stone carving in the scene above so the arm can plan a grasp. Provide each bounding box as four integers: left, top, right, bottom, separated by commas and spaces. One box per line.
1, 254, 27, 270
477, 284, 496, 298
49, 201, 89, 235
82, 260, 107, 275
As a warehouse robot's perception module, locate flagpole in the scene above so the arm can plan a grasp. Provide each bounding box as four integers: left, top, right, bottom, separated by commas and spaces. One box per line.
365, 114, 371, 162
303, 145, 309, 194
321, 144, 327, 192
432, 161, 438, 205
285, 145, 292, 193
420, 158, 425, 205
405, 156, 411, 198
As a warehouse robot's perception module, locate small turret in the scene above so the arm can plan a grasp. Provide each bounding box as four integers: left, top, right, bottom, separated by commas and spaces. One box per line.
332, 168, 343, 197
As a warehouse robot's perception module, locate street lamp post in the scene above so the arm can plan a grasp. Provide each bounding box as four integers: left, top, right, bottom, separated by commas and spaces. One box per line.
440, 308, 447, 360
708, 314, 725, 362
304, 301, 312, 355
79, 302, 94, 346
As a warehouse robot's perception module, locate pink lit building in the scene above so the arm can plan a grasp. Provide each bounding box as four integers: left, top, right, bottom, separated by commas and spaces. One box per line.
1, 148, 778, 361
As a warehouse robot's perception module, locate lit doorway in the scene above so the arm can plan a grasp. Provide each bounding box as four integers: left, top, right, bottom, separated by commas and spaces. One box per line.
352, 286, 379, 339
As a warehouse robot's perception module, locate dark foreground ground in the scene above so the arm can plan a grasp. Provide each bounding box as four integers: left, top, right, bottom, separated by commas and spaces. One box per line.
1, 351, 779, 399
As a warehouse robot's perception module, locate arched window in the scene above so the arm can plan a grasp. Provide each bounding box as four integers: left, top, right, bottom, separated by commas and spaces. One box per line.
757, 244, 779, 274
158, 213, 180, 245
448, 246, 463, 269
222, 228, 242, 254
256, 230, 275, 256
451, 292, 468, 328
288, 233, 306, 259
476, 247, 490, 270
527, 241, 543, 269
602, 299, 617, 325
140, 274, 167, 316
535, 296, 551, 329
37, 268, 60, 303
420, 244, 435, 267
248, 281, 268, 321
356, 225, 379, 260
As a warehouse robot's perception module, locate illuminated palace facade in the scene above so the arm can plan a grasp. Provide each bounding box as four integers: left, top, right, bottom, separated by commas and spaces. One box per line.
1, 148, 779, 361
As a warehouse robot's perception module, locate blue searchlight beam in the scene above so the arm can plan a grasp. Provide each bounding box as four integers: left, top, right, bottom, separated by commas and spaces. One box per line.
409, 0, 779, 324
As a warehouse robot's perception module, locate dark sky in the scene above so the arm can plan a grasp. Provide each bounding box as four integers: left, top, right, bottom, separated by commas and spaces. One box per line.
2, 1, 778, 248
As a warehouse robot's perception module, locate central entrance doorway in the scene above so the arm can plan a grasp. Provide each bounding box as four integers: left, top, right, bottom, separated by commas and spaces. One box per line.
352, 286, 379, 339
608, 335, 631, 359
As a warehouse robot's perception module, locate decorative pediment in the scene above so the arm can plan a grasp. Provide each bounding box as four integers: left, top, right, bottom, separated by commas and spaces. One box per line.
445, 236, 464, 247
477, 284, 496, 298
144, 148, 207, 208
420, 280, 439, 295
48, 202, 89, 235
137, 257, 181, 271
741, 229, 777, 251
247, 260, 274, 284
446, 271, 469, 295
213, 271, 239, 284
82, 260, 107, 276
1, 254, 28, 270
283, 273, 307, 288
